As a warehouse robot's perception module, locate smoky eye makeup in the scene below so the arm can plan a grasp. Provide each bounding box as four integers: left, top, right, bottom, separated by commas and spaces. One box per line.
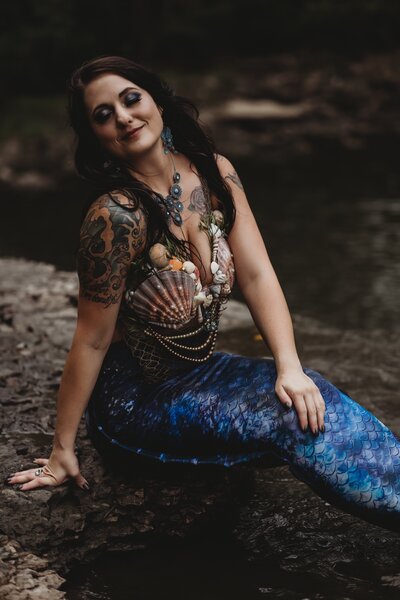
93, 108, 112, 124
124, 91, 142, 105
92, 90, 142, 124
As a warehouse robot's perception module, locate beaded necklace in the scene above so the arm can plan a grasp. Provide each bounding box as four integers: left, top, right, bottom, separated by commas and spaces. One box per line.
152, 153, 184, 226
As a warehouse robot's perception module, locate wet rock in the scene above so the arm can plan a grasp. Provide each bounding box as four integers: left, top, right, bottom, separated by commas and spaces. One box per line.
0, 536, 65, 600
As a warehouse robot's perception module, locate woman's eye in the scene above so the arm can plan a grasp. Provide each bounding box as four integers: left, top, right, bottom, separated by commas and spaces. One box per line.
125, 92, 141, 106
94, 110, 111, 124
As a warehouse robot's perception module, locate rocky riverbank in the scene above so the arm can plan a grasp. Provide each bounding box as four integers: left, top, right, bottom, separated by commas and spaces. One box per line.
0, 258, 399, 599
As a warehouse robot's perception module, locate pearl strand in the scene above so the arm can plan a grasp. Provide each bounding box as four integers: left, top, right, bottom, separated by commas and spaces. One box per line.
144, 328, 218, 363
152, 323, 205, 339
145, 329, 214, 351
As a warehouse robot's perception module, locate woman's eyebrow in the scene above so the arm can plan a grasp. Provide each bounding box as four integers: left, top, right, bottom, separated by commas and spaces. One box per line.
92, 87, 140, 116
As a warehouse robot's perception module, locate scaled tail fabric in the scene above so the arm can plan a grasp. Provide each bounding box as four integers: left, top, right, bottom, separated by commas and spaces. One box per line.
86, 340, 400, 533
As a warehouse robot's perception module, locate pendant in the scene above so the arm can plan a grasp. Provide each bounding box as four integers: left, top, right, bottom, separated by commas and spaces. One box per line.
154, 168, 184, 227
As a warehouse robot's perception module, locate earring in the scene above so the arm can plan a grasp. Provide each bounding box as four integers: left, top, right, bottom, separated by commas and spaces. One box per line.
161, 125, 178, 154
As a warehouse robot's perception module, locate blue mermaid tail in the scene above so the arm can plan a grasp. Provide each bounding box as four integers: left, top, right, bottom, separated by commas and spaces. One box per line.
85, 341, 400, 532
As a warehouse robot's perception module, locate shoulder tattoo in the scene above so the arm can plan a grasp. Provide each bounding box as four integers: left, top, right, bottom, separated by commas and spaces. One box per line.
225, 171, 244, 191
77, 195, 146, 306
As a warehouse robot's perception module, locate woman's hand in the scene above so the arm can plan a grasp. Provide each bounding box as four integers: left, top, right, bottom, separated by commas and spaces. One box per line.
6, 447, 89, 491
275, 367, 326, 434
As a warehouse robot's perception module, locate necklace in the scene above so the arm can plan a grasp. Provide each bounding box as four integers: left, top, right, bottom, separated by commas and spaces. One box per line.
153, 154, 183, 226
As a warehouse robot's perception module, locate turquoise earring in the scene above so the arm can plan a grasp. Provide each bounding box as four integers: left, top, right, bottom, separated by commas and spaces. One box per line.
161, 125, 178, 154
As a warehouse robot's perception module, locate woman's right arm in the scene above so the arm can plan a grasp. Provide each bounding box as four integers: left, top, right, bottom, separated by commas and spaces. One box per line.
8, 193, 147, 491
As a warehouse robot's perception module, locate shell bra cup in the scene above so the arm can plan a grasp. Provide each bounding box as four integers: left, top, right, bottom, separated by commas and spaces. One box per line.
118, 181, 236, 382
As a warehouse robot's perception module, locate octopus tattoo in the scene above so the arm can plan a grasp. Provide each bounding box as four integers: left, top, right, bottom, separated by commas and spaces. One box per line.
77, 194, 147, 307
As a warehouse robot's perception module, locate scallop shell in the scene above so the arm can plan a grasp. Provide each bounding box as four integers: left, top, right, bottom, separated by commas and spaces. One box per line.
128, 270, 196, 328
216, 236, 235, 288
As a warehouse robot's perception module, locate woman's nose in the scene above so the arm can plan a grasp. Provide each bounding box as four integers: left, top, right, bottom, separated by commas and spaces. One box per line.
115, 106, 133, 128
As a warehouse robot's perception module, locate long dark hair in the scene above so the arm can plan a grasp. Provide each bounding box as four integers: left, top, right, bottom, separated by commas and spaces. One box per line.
67, 55, 236, 268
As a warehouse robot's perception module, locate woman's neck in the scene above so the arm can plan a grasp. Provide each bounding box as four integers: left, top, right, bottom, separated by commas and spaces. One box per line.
125, 141, 177, 196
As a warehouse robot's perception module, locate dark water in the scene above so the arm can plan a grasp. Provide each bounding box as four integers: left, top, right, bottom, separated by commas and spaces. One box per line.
1, 142, 399, 333
63, 535, 400, 600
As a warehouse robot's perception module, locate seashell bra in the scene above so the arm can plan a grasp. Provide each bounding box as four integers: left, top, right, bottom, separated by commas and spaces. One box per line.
118, 193, 236, 382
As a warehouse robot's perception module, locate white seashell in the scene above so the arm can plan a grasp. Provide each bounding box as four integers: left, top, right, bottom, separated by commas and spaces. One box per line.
213, 271, 227, 284
182, 260, 196, 274
210, 223, 222, 238
211, 261, 219, 274
209, 284, 221, 297
189, 272, 197, 280
193, 291, 206, 306
204, 294, 213, 307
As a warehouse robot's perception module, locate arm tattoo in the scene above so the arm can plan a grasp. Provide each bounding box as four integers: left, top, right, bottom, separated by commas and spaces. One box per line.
225, 171, 244, 191
188, 185, 209, 216
77, 195, 146, 306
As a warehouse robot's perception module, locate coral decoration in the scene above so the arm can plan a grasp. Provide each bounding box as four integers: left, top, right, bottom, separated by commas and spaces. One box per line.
169, 257, 184, 270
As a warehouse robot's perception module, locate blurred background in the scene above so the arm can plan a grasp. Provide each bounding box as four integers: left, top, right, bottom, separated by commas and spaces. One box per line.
1, 0, 399, 333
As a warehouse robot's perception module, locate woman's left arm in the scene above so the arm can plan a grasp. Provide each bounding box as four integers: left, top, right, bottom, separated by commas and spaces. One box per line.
217, 155, 325, 434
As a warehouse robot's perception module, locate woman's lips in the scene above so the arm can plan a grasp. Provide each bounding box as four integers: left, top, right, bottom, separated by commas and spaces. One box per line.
121, 124, 145, 140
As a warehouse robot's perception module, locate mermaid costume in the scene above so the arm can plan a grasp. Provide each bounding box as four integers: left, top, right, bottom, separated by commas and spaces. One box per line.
85, 191, 400, 533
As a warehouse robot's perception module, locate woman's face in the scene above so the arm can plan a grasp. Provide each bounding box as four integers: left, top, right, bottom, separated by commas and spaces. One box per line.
83, 73, 164, 163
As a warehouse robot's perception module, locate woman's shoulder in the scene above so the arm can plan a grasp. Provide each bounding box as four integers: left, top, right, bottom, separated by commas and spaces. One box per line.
81, 190, 148, 237
78, 190, 148, 262
214, 153, 235, 174
214, 153, 244, 193
85, 190, 146, 220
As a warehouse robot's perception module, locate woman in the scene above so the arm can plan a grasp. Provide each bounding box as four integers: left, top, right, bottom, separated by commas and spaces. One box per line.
7, 56, 400, 532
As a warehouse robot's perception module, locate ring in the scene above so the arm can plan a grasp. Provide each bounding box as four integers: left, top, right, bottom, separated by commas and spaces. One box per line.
34, 468, 44, 477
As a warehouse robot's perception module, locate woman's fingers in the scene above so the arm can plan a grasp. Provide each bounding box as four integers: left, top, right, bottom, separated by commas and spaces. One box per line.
20, 474, 67, 491
277, 375, 326, 434
8, 468, 39, 484
303, 393, 319, 434
315, 391, 326, 431
74, 472, 90, 490
292, 395, 308, 431
275, 384, 293, 409
7, 454, 89, 492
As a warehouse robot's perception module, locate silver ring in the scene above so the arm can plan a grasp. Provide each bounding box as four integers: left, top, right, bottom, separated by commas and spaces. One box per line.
34, 468, 44, 477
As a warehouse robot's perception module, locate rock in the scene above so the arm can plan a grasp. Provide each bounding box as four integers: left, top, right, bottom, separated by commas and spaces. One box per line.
0, 535, 65, 600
